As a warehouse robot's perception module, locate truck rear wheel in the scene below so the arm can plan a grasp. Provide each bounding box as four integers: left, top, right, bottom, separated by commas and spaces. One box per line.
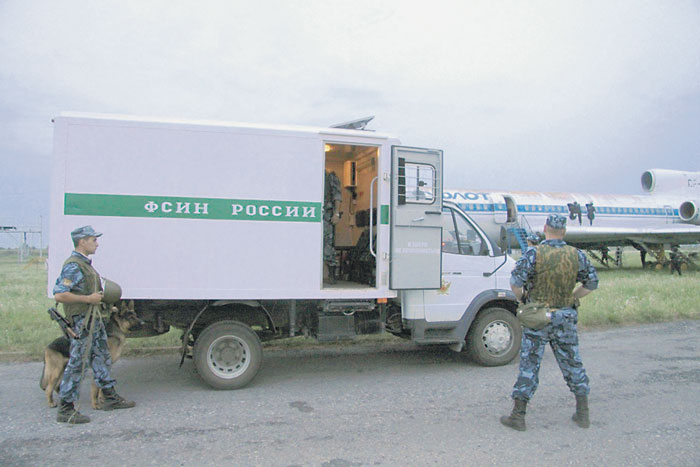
193, 320, 262, 389
466, 307, 521, 367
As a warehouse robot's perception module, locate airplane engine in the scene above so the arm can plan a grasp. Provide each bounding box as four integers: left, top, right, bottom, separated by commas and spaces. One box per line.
642, 169, 700, 194
679, 200, 700, 225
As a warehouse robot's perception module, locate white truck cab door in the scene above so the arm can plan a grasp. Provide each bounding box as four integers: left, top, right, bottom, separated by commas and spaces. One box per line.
423, 206, 497, 322
390, 146, 443, 289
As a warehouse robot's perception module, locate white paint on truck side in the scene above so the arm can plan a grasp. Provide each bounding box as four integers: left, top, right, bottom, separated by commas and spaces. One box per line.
49, 113, 400, 300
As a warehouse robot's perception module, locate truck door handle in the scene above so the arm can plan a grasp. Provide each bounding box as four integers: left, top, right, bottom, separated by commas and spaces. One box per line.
412, 217, 425, 222
369, 176, 378, 258
425, 211, 441, 215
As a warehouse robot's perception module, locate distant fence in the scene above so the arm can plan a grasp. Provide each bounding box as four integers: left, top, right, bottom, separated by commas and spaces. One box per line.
0, 248, 48, 264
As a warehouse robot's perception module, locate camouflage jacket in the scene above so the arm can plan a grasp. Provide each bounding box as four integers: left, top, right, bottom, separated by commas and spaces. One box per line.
510, 239, 598, 304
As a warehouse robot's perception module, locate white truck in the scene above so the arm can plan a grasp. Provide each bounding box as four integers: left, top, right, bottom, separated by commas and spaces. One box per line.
48, 112, 521, 389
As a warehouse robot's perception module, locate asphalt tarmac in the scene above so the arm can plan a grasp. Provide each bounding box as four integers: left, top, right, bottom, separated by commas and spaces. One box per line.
1, 320, 698, 466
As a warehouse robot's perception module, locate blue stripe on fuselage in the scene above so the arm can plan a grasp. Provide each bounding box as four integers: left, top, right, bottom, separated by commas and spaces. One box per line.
444, 192, 679, 217
451, 202, 678, 217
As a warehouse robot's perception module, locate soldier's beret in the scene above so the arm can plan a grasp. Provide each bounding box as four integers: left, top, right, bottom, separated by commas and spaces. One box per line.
546, 214, 567, 230
70, 225, 102, 242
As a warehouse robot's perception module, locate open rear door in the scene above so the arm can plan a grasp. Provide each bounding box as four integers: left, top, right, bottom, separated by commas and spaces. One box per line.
390, 146, 443, 289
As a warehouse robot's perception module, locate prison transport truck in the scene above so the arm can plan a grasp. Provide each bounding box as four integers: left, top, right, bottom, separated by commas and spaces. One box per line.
48, 112, 521, 389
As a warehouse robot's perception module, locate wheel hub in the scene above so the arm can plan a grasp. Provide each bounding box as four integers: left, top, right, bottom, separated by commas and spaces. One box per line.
482, 320, 513, 355
207, 336, 250, 379
216, 343, 243, 366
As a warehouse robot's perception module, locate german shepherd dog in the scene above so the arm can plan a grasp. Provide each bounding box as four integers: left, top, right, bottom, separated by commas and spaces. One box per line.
39, 300, 143, 409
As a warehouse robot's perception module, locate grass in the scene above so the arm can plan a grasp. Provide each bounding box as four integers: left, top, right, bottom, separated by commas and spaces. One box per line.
579, 248, 700, 326
582, 268, 699, 325
0, 247, 698, 361
0, 249, 181, 361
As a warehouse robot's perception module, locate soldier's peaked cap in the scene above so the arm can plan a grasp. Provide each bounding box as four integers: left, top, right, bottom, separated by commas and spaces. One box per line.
546, 214, 567, 230
71, 225, 102, 242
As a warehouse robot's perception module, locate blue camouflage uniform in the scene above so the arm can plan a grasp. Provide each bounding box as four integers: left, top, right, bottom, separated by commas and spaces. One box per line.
510, 237, 598, 401
54, 250, 115, 403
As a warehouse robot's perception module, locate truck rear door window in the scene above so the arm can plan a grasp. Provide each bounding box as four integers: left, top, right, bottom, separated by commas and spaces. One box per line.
400, 162, 436, 204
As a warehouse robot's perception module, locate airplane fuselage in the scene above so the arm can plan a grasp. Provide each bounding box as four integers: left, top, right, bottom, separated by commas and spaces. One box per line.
444, 186, 700, 250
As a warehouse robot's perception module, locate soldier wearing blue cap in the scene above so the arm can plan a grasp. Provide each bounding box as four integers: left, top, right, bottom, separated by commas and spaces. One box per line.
53, 226, 135, 424
501, 214, 598, 431
526, 233, 541, 248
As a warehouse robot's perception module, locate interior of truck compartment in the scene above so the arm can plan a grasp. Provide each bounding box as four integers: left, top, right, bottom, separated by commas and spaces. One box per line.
323, 143, 379, 288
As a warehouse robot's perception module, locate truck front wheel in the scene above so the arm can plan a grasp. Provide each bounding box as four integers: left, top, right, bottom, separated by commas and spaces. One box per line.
193, 320, 263, 389
466, 307, 521, 366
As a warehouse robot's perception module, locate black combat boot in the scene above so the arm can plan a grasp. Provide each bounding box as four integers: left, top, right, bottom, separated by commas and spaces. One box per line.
572, 395, 590, 428
500, 399, 527, 431
101, 387, 136, 410
57, 399, 90, 424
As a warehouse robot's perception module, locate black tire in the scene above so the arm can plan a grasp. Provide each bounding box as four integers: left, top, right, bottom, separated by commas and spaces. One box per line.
193, 320, 263, 389
466, 307, 521, 367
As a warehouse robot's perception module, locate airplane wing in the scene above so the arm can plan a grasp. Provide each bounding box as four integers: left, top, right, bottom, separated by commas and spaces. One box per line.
563, 225, 700, 247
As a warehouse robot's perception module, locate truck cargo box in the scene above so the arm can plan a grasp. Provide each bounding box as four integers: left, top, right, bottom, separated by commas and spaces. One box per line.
49, 113, 409, 300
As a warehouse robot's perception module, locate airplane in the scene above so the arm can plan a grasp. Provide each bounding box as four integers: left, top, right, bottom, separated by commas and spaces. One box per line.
444, 169, 700, 268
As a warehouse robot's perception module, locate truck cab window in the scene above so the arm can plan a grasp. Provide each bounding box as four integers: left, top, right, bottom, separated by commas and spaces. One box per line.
441, 207, 487, 256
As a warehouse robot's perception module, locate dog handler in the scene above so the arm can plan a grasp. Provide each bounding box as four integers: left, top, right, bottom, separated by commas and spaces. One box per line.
53, 225, 135, 424
501, 214, 598, 431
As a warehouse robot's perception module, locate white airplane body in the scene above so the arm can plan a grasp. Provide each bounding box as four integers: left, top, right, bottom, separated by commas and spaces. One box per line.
444, 169, 700, 255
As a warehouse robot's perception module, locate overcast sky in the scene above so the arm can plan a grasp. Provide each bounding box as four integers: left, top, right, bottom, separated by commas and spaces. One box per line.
1, 1, 699, 247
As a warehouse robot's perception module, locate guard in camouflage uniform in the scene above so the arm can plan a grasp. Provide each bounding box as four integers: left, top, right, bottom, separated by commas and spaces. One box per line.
323, 171, 342, 283
501, 214, 598, 431
670, 245, 683, 276
526, 234, 540, 249
53, 226, 135, 424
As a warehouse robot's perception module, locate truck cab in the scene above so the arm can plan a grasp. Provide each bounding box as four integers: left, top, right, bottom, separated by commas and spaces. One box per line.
398, 201, 520, 366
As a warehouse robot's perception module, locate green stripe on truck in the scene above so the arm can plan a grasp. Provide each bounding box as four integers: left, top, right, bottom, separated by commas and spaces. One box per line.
64, 193, 322, 223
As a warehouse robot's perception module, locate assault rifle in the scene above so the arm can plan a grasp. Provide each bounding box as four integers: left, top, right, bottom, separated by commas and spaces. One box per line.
47, 306, 77, 339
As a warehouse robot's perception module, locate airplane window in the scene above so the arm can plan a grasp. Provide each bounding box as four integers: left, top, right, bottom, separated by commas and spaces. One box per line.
441, 208, 486, 256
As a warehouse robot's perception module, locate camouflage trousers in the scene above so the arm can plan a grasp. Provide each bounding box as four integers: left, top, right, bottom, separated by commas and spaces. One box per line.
670, 262, 682, 276
323, 218, 338, 267
58, 314, 115, 403
511, 307, 590, 401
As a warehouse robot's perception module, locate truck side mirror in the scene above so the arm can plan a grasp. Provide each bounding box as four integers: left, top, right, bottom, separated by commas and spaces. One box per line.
484, 254, 509, 277
484, 230, 511, 276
